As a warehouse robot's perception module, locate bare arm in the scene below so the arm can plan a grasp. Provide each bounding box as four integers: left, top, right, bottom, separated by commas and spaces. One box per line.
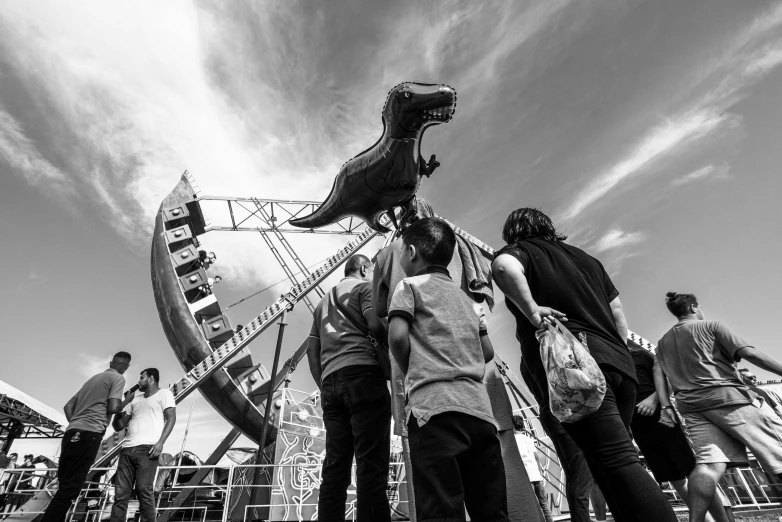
306, 337, 323, 391
372, 263, 388, 319
480, 335, 495, 364
363, 307, 388, 344
737, 346, 782, 376
653, 358, 677, 427
389, 317, 411, 374
63, 396, 78, 422
609, 297, 628, 345
111, 392, 136, 431
492, 254, 566, 327
106, 398, 123, 415
150, 407, 177, 458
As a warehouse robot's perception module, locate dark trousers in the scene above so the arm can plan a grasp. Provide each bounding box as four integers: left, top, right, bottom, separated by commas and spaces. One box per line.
40, 430, 103, 522
318, 365, 391, 522
109, 446, 158, 522
407, 411, 509, 522
539, 418, 593, 522
562, 369, 677, 522
531, 481, 553, 522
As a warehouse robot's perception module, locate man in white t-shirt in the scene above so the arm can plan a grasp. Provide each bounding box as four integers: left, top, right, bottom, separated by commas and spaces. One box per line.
110, 368, 176, 522
513, 416, 553, 522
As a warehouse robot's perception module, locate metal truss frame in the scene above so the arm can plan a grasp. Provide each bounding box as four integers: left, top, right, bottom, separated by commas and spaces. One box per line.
0, 395, 64, 439
199, 196, 366, 235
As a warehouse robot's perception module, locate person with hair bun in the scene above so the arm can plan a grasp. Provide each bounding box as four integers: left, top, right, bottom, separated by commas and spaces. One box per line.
654, 292, 782, 522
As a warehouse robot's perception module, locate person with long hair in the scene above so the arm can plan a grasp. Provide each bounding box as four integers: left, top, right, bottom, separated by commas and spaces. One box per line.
491, 208, 676, 522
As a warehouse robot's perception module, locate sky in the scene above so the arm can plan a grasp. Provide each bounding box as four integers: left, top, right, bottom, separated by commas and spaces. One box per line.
2, 0, 782, 459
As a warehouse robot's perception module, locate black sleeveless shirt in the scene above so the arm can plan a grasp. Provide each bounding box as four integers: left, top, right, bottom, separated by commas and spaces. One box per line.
496, 239, 637, 397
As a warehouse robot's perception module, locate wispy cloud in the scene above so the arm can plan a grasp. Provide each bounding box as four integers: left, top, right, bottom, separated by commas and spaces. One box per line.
560, 109, 731, 221
0, 108, 73, 194
559, 4, 782, 222
670, 163, 731, 187
77, 353, 109, 379
592, 228, 646, 254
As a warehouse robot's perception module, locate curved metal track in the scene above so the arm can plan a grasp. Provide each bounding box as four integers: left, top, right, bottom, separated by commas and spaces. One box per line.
151, 175, 269, 443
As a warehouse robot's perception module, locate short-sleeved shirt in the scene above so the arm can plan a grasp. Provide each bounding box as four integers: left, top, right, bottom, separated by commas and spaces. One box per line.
389, 265, 497, 429
373, 238, 467, 318
310, 277, 377, 381
631, 348, 657, 402
67, 369, 126, 433
655, 319, 754, 414
123, 389, 176, 447
496, 240, 636, 400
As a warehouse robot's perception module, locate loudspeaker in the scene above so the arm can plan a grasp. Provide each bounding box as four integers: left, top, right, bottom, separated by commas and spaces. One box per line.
166, 225, 194, 252
179, 268, 208, 301
170, 245, 200, 275
163, 205, 190, 230
201, 314, 234, 345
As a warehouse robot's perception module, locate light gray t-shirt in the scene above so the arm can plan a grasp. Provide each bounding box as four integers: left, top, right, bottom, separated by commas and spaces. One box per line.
67, 369, 125, 433
389, 265, 497, 429
310, 277, 377, 381
656, 319, 754, 414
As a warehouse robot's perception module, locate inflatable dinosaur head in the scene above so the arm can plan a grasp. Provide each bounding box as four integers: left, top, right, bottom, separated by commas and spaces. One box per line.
384, 82, 457, 138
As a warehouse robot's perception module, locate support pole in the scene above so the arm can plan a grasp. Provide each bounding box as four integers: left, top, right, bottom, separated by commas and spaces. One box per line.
259, 309, 288, 451
248, 310, 289, 520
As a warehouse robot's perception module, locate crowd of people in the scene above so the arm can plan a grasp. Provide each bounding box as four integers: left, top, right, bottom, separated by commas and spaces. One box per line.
308, 200, 782, 522
10, 200, 782, 522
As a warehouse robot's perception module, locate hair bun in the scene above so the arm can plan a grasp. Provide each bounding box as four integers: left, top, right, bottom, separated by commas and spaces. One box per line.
666, 292, 678, 302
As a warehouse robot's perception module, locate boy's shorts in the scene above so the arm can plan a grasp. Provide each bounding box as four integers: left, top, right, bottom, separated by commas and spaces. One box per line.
407, 411, 509, 522
682, 399, 782, 473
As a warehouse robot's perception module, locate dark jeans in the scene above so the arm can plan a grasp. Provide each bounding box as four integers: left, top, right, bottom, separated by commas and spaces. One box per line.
538, 413, 593, 522
562, 368, 677, 522
40, 429, 103, 522
407, 411, 509, 522
532, 481, 553, 522
109, 446, 158, 522
318, 365, 391, 522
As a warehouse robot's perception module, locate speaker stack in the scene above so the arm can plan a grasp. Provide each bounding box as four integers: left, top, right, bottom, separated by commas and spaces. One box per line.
162, 199, 232, 350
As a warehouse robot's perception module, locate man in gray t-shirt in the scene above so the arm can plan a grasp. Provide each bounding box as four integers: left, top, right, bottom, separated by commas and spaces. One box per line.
655, 292, 782, 522
41, 351, 132, 522
306, 254, 391, 522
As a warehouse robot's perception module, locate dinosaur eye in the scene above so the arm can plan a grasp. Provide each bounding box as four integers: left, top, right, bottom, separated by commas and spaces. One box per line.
399, 91, 412, 103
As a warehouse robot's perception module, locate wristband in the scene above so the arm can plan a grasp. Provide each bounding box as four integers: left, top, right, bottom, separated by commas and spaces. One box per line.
661, 405, 673, 410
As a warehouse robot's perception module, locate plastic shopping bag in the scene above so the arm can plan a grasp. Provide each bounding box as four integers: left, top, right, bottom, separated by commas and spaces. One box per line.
536, 318, 606, 423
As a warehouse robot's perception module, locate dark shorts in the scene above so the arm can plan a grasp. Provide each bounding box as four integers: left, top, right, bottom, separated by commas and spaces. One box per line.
632, 408, 696, 482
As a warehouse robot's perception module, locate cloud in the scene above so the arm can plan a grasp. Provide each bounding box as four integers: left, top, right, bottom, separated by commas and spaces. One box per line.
592, 228, 646, 254
77, 353, 109, 379
558, 4, 782, 222
560, 109, 731, 221
0, 108, 73, 194
670, 163, 731, 187
0, 1, 579, 290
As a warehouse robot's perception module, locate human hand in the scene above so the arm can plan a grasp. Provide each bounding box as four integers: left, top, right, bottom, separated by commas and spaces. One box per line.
149, 442, 164, 459
636, 394, 659, 416
531, 307, 568, 329
658, 408, 677, 428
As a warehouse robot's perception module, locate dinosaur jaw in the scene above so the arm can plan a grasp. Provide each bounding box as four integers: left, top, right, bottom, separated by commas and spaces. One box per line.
419, 106, 455, 122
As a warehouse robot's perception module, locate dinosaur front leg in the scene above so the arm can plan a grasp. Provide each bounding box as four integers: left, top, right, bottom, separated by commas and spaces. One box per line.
420, 154, 440, 177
